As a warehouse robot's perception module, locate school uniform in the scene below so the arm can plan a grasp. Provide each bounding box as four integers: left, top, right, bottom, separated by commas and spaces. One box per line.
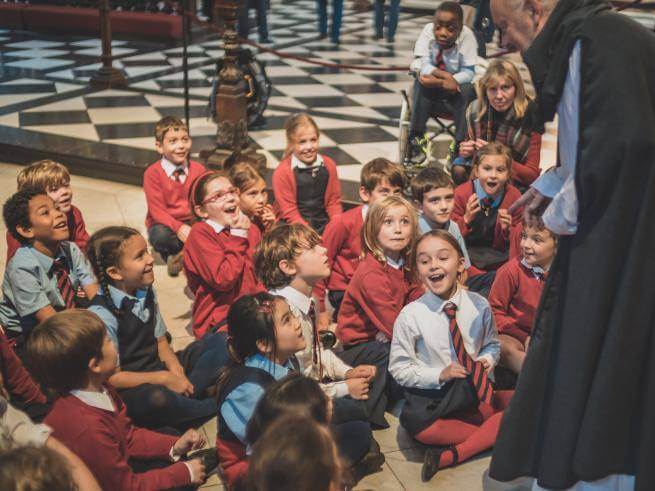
183, 219, 263, 339
389, 287, 500, 436
45, 384, 194, 491
5, 205, 89, 263
88, 284, 229, 430
143, 158, 206, 260
313, 204, 366, 316
0, 243, 95, 339
272, 154, 342, 234
452, 179, 522, 271
0, 396, 52, 450
488, 257, 547, 345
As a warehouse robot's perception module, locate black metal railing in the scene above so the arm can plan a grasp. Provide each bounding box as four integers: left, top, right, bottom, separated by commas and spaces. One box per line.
1, 1, 184, 13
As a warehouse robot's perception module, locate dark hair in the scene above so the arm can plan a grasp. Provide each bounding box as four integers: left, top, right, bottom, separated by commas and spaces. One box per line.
243, 414, 341, 491
188, 170, 229, 218
360, 158, 405, 193
411, 229, 465, 281
26, 310, 106, 393
0, 445, 76, 491
227, 161, 265, 194
3, 189, 46, 244
155, 115, 189, 142
435, 1, 463, 26
86, 226, 141, 318
410, 167, 455, 203
246, 373, 329, 445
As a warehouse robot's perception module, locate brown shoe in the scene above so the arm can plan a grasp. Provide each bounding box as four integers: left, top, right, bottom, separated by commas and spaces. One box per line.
166, 251, 184, 277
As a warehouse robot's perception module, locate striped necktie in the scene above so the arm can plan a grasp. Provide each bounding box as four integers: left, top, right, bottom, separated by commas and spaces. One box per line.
443, 302, 493, 405
51, 257, 76, 309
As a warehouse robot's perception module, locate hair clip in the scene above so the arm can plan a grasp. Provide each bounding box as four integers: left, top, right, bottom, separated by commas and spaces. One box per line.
258, 299, 274, 314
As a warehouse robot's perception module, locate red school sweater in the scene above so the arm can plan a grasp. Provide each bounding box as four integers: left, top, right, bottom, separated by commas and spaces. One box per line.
452, 180, 523, 252
183, 221, 263, 339
6, 205, 89, 262
313, 205, 365, 311
143, 159, 206, 233
272, 154, 343, 226
45, 385, 191, 491
0, 328, 45, 405
336, 253, 424, 347
488, 257, 546, 344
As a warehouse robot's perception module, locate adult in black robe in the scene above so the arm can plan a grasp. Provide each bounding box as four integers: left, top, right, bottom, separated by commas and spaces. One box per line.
486, 0, 655, 489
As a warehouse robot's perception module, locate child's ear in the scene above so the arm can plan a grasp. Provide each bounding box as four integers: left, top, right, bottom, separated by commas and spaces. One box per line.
278, 259, 297, 277
155, 140, 164, 156
415, 200, 424, 212
256, 339, 273, 355
15, 225, 34, 240
106, 265, 123, 283
358, 186, 370, 204
193, 204, 208, 219
88, 356, 101, 374
457, 256, 466, 274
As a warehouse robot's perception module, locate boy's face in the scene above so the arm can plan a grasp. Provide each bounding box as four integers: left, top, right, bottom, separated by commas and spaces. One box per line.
359, 178, 403, 206
520, 226, 557, 269
434, 10, 462, 49
155, 128, 192, 166
477, 155, 510, 197
290, 243, 330, 284
419, 186, 455, 226
18, 194, 69, 245
47, 181, 73, 214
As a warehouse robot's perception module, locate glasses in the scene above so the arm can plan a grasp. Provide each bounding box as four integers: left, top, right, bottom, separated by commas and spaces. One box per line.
201, 187, 238, 205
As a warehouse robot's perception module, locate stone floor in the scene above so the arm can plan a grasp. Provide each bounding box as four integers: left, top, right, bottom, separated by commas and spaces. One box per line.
0, 160, 491, 489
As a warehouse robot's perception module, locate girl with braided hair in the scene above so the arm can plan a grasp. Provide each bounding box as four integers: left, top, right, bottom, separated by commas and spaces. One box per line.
86, 226, 229, 430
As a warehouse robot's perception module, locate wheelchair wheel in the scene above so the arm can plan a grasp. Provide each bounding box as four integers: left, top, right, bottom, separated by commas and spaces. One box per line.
398, 89, 412, 165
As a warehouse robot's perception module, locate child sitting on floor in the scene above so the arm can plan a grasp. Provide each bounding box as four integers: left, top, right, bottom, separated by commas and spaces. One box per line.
389, 229, 511, 482
272, 113, 342, 234
0, 190, 97, 346
489, 220, 557, 376
28, 310, 208, 490
6, 160, 89, 263
144, 116, 206, 277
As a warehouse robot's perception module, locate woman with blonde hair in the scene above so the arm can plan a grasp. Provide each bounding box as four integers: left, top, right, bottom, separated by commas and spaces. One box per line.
453, 59, 542, 190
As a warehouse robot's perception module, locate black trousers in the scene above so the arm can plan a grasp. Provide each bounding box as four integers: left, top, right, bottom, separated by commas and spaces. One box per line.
148, 224, 183, 261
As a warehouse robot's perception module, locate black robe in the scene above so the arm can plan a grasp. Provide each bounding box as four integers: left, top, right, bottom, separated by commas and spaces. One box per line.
489, 1, 655, 489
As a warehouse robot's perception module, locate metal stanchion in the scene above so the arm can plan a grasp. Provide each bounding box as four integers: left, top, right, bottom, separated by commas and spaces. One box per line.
90, 0, 128, 88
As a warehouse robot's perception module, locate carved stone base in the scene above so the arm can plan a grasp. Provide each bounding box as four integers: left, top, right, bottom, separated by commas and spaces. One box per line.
200, 145, 267, 173
90, 66, 128, 89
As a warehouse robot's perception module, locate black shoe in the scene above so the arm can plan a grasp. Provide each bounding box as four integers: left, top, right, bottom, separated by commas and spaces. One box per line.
421, 446, 456, 482
259, 37, 274, 44
189, 448, 219, 475
406, 137, 426, 166
351, 439, 385, 483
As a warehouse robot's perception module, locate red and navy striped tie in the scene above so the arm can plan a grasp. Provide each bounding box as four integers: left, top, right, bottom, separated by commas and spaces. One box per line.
443, 302, 493, 404
51, 257, 76, 310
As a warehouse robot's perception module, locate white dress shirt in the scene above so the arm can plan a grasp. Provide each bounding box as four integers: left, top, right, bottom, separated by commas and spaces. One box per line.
160, 157, 189, 184
389, 287, 500, 390
205, 218, 248, 239
270, 285, 352, 398
291, 153, 324, 170
531, 40, 581, 235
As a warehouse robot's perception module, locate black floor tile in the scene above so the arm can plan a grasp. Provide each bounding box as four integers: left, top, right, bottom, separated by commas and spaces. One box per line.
329, 83, 394, 94
0, 83, 57, 95
20, 110, 91, 126
322, 126, 396, 144
84, 95, 151, 108
320, 146, 360, 165
295, 96, 360, 108
95, 122, 157, 140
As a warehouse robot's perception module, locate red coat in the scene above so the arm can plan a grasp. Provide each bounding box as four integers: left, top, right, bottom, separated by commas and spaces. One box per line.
313, 205, 365, 311
452, 180, 523, 252
512, 132, 543, 187
45, 385, 191, 491
336, 254, 424, 347
488, 257, 546, 344
0, 329, 45, 405
183, 221, 263, 339
143, 160, 206, 233
6, 205, 89, 262
272, 154, 342, 226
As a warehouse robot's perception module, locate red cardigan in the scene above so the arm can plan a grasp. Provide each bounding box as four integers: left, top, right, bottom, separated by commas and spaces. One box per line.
6, 205, 89, 262
512, 132, 542, 187
183, 221, 263, 339
0, 329, 45, 405
143, 159, 206, 233
272, 154, 343, 226
336, 254, 424, 347
488, 257, 546, 344
313, 205, 365, 311
452, 180, 523, 252
45, 385, 191, 491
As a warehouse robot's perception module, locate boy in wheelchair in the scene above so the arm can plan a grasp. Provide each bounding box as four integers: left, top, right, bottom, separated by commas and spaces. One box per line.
408, 2, 479, 165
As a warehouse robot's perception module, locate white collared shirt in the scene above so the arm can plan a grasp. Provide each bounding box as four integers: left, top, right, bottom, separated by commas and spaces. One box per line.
386, 256, 404, 270
389, 287, 500, 390
71, 388, 115, 412
520, 258, 547, 278
412, 23, 478, 84
270, 285, 352, 398
291, 153, 324, 170
160, 157, 189, 184
205, 218, 248, 238
362, 204, 369, 220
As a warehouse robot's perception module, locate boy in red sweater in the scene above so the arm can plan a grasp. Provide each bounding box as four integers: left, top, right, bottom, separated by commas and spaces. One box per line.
144, 116, 205, 277
28, 310, 208, 491
489, 220, 557, 375
315, 158, 405, 329
6, 160, 89, 263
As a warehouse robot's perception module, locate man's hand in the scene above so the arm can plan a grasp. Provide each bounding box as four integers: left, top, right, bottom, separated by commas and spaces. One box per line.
509, 188, 552, 228
173, 429, 206, 457
176, 224, 191, 243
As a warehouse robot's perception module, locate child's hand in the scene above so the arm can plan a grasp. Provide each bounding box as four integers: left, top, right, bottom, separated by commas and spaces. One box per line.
498, 208, 512, 231
164, 372, 195, 397
474, 138, 489, 150
459, 140, 475, 158
464, 194, 481, 225
177, 224, 191, 243
346, 377, 370, 400
173, 429, 206, 456
346, 365, 376, 382
439, 362, 468, 383
258, 204, 276, 229
186, 458, 207, 485
478, 357, 492, 372
232, 211, 252, 231
440, 73, 460, 93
